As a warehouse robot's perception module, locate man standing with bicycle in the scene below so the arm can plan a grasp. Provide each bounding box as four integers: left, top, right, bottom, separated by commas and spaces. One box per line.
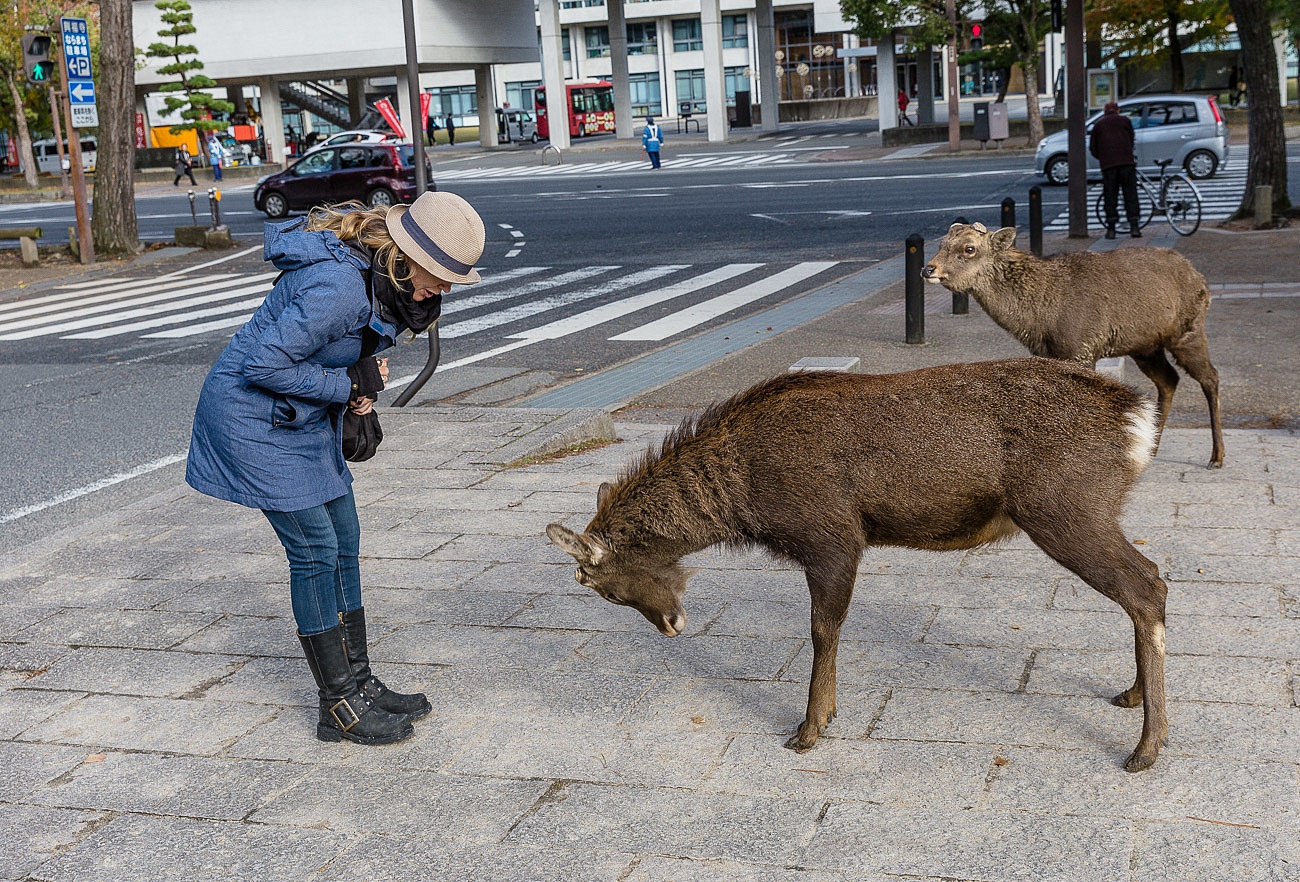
1090, 102, 1141, 239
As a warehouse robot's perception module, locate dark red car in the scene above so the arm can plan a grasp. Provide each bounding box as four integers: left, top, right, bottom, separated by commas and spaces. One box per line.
253, 143, 434, 218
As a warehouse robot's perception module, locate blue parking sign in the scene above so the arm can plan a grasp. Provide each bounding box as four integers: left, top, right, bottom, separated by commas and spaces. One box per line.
61, 17, 98, 128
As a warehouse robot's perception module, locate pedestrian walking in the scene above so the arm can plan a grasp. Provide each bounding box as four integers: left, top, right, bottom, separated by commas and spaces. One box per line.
445, 115, 456, 146
898, 88, 914, 126
426, 114, 439, 146
1089, 101, 1141, 239
185, 191, 486, 746
207, 133, 224, 182
642, 115, 664, 169
173, 145, 196, 186
286, 124, 298, 155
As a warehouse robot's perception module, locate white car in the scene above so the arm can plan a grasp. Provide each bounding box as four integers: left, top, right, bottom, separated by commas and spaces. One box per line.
301, 130, 394, 155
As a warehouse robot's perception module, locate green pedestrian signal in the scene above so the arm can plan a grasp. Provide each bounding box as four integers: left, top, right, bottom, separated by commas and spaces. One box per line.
21, 33, 54, 85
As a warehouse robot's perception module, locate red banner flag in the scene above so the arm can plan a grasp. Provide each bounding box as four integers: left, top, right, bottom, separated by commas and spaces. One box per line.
419, 93, 431, 139
374, 98, 406, 139
134, 112, 147, 149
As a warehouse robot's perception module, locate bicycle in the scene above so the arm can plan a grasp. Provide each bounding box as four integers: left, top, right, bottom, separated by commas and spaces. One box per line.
1092, 159, 1203, 236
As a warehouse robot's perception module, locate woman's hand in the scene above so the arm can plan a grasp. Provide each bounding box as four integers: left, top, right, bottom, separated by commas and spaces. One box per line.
348, 396, 374, 415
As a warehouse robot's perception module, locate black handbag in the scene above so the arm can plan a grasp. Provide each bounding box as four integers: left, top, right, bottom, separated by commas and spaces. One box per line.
342, 408, 383, 462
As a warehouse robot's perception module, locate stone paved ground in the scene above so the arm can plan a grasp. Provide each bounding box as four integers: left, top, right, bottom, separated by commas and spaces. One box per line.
1, 400, 1296, 881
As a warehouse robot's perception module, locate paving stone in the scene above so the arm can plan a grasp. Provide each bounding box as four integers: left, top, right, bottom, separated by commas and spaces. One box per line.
0, 604, 59, 641
173, 614, 298, 657
315, 839, 633, 882
982, 747, 1300, 828
370, 622, 590, 669
1141, 480, 1275, 505
1027, 649, 1292, 706
461, 560, 589, 594
801, 804, 1132, 882
0, 741, 87, 801
0, 687, 84, 739
21, 647, 250, 698
559, 631, 803, 680
157, 577, 289, 616
705, 735, 992, 807
377, 486, 533, 512
251, 767, 548, 839
506, 782, 824, 864
28, 813, 349, 882
789, 639, 1030, 692
925, 606, 1131, 651
505, 591, 725, 635
431, 667, 657, 725
1162, 612, 1300, 658
0, 640, 71, 674
1053, 578, 1283, 617
12, 575, 186, 610
1161, 701, 1300, 764
0, 802, 108, 881
1118, 527, 1278, 556
1176, 503, 1296, 529
432, 532, 562, 564
852, 573, 1058, 610
858, 546, 964, 577
19, 694, 274, 755
1164, 553, 1300, 584
359, 529, 458, 559
705, 599, 933, 643
13, 608, 221, 650
1130, 820, 1300, 882
444, 719, 730, 787
359, 556, 492, 590
357, 585, 534, 626
626, 856, 859, 882
189, 655, 313, 706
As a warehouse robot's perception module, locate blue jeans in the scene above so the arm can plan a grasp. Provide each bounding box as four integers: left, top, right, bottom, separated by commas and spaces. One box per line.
263, 490, 362, 635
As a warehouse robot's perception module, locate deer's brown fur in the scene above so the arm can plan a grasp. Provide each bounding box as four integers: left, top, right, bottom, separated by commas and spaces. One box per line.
548, 358, 1171, 772
923, 223, 1223, 468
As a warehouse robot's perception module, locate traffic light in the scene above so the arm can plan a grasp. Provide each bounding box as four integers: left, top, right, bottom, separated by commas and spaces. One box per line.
1051, 0, 1063, 33
21, 33, 54, 85
970, 22, 983, 50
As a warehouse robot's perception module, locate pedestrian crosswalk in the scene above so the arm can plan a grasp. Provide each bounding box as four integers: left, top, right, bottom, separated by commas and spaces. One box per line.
0, 262, 846, 367
1043, 165, 1247, 231
432, 151, 799, 182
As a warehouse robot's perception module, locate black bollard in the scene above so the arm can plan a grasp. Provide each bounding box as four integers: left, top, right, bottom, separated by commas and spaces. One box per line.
1001, 197, 1016, 230
905, 233, 925, 344
187, 190, 197, 225
1029, 186, 1043, 257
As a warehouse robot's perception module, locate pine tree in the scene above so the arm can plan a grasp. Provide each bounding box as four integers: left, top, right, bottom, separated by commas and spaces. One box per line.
143, 0, 231, 135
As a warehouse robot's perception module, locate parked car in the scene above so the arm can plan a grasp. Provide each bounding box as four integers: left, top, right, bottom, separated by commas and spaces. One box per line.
253, 142, 433, 218
1034, 94, 1228, 185
301, 129, 394, 155
496, 107, 539, 143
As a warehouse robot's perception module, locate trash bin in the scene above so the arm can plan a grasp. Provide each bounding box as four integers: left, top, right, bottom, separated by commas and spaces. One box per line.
972, 102, 990, 142
989, 102, 1010, 141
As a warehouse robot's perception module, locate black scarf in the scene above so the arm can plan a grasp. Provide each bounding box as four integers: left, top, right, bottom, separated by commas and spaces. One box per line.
348, 243, 442, 335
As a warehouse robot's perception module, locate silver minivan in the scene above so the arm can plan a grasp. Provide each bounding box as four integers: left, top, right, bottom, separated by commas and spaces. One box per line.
1034, 94, 1228, 185
496, 108, 539, 143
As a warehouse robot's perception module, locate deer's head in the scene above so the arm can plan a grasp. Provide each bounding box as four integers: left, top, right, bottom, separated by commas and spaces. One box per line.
922, 222, 1018, 291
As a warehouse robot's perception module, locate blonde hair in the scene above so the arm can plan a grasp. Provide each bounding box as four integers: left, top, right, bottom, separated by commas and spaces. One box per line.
303, 201, 411, 287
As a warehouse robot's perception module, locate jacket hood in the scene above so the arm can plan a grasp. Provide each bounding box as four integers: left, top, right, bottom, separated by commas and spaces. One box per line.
262, 219, 370, 274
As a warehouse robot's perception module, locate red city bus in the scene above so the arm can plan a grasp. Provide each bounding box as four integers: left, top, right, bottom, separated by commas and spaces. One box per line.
536, 81, 615, 139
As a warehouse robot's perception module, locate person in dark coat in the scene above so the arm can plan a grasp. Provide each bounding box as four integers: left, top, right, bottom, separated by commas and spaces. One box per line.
1089, 101, 1141, 238
173, 145, 196, 186
445, 115, 456, 145
187, 191, 485, 746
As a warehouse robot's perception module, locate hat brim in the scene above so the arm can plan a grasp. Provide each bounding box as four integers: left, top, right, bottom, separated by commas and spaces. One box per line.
386, 204, 481, 285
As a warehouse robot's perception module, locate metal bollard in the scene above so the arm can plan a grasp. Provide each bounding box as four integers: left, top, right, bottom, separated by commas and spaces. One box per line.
905, 233, 925, 344
1029, 186, 1043, 257
187, 190, 198, 225
1001, 197, 1015, 230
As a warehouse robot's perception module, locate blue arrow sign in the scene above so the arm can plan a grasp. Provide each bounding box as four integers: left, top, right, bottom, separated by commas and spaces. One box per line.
68, 80, 95, 105
60, 17, 94, 82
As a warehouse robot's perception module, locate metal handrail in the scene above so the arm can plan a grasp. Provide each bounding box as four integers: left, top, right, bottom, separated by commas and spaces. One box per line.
393, 324, 441, 407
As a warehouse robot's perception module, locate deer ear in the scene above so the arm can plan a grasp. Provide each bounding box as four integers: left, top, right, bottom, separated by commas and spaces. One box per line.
971, 222, 988, 233
597, 482, 613, 506
989, 227, 1018, 250
546, 523, 608, 565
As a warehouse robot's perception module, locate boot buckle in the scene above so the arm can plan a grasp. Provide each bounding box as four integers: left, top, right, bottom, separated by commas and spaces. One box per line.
329, 698, 362, 732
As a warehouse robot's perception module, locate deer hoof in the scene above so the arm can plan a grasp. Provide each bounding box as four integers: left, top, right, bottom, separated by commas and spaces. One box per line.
1111, 687, 1143, 708
1206, 459, 1224, 470
1123, 750, 1158, 773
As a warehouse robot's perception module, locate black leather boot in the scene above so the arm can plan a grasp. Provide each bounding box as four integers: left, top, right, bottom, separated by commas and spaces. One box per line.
299, 626, 414, 745
1105, 224, 1117, 240
340, 608, 432, 720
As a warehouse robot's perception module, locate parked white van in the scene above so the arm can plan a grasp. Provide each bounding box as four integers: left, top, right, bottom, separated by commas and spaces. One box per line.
33, 136, 96, 175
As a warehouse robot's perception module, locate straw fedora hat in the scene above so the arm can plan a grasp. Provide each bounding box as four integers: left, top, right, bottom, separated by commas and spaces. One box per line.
385, 191, 484, 285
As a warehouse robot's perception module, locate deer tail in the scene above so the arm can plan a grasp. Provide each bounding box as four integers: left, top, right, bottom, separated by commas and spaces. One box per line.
1125, 397, 1159, 469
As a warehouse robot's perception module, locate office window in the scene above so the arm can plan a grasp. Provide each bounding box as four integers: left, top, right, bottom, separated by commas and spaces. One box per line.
562, 29, 571, 61
675, 68, 705, 113
628, 71, 662, 116
723, 15, 748, 49
725, 66, 750, 105
426, 85, 477, 119
506, 80, 540, 112
585, 25, 610, 58
673, 19, 702, 52
627, 22, 657, 56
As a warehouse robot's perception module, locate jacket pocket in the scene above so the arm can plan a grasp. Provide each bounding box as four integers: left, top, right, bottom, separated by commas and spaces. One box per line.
270, 396, 300, 429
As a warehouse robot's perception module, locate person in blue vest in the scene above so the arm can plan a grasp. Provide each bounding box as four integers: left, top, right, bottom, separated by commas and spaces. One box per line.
207, 133, 223, 182
186, 191, 485, 746
642, 115, 664, 169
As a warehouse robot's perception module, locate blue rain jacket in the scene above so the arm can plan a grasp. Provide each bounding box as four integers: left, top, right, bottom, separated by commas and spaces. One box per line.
186, 220, 399, 512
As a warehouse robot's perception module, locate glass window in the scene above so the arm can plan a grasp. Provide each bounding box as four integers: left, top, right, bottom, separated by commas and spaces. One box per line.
506, 80, 541, 112
673, 18, 702, 52
724, 66, 750, 106
426, 85, 478, 118
585, 25, 610, 58
723, 15, 748, 49
562, 29, 571, 62
675, 69, 706, 113
338, 147, 369, 169
627, 22, 657, 56
294, 149, 334, 175
628, 71, 662, 116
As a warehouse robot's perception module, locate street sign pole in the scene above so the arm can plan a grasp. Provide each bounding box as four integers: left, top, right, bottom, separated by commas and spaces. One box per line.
59, 16, 95, 264
48, 84, 70, 198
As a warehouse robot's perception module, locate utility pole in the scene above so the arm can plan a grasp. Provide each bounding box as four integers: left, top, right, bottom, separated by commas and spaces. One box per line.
401, 0, 428, 196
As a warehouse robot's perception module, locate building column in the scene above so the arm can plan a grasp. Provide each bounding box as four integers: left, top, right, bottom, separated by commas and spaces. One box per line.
755, 0, 778, 132
257, 77, 285, 166
347, 77, 366, 126
538, 0, 570, 149
916, 49, 935, 125
395, 67, 415, 140
608, 0, 633, 138
877, 34, 898, 129
700, 0, 726, 142
476, 64, 499, 147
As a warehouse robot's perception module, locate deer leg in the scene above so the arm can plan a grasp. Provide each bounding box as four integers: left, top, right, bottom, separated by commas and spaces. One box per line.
1167, 331, 1224, 469
785, 551, 859, 753
1129, 350, 1180, 452
1020, 518, 1169, 772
